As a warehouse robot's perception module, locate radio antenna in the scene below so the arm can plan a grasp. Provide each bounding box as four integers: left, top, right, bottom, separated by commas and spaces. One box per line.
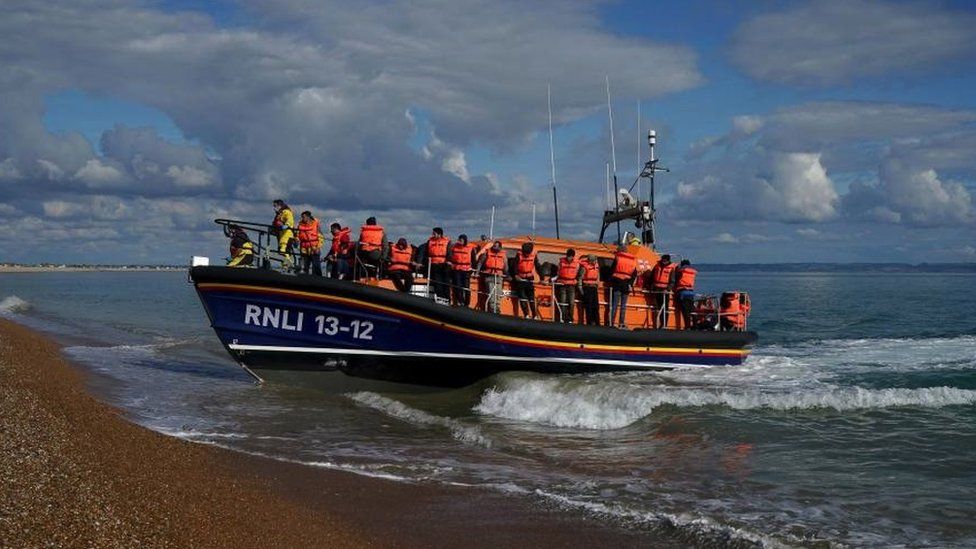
606, 76, 620, 242
547, 83, 561, 239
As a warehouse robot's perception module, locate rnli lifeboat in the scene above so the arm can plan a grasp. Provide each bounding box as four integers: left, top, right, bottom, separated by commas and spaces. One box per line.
189, 131, 757, 387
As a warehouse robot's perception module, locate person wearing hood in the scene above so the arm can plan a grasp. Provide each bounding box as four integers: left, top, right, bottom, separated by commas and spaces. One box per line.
271, 199, 295, 269
226, 225, 254, 267
326, 223, 352, 279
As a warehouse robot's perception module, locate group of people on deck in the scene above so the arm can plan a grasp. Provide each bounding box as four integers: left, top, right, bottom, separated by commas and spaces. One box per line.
226, 200, 710, 330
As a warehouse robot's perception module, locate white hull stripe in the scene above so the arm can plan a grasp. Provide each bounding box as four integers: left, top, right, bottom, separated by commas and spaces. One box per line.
225, 343, 718, 369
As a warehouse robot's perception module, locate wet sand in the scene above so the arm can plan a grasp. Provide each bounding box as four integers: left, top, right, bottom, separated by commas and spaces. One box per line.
0, 319, 659, 548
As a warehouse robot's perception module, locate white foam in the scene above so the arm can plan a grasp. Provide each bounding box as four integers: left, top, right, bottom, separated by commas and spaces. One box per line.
476, 378, 976, 430
348, 392, 493, 448
0, 295, 30, 314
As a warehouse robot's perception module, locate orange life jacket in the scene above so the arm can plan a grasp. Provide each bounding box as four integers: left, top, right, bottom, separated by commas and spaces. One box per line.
611, 251, 637, 280
427, 236, 449, 264
482, 249, 507, 275
675, 266, 697, 291
358, 224, 384, 252
388, 245, 413, 272
557, 257, 580, 284
721, 296, 744, 328
330, 227, 351, 257
651, 261, 676, 288
297, 219, 321, 251
515, 251, 537, 280
450, 243, 475, 272
580, 259, 600, 285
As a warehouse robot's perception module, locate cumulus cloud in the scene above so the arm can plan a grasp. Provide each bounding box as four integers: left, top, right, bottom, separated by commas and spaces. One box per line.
731, 0, 976, 85
674, 151, 838, 223
679, 101, 976, 228
0, 0, 706, 262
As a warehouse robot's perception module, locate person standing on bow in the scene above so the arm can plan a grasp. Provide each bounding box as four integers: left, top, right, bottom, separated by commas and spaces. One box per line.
423, 227, 452, 302
326, 223, 352, 279
271, 199, 295, 270
477, 241, 508, 313
555, 248, 582, 323
577, 253, 601, 325
513, 242, 542, 320
355, 216, 386, 280
296, 211, 324, 276
448, 234, 477, 307
674, 259, 698, 330
608, 243, 637, 328
649, 254, 677, 328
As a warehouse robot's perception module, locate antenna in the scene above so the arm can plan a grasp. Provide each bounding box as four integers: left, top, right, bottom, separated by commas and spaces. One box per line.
606, 76, 621, 242
636, 101, 642, 205
531, 203, 536, 234
547, 83, 561, 239
489, 206, 495, 240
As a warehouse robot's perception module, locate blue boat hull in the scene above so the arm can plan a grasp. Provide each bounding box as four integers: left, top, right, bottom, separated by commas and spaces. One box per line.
190, 267, 757, 386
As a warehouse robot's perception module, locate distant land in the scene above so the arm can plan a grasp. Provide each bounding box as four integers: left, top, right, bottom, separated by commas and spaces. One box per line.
699, 263, 976, 273
3, 262, 975, 273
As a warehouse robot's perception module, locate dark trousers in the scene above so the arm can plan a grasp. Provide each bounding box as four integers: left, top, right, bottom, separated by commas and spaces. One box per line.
608, 280, 630, 327
430, 263, 451, 301
389, 270, 413, 292
652, 288, 669, 328
555, 284, 576, 323
451, 270, 472, 307
581, 285, 599, 325
328, 257, 350, 279
676, 290, 695, 330
514, 279, 538, 318
300, 251, 322, 276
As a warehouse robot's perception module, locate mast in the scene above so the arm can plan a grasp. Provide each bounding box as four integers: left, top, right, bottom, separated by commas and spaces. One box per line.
606, 76, 620, 243
547, 83, 561, 239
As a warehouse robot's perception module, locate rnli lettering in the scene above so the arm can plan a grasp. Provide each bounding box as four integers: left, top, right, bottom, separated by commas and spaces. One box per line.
243, 304, 304, 332
242, 304, 374, 340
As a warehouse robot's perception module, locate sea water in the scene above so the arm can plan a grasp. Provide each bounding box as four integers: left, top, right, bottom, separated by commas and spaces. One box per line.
3, 271, 975, 547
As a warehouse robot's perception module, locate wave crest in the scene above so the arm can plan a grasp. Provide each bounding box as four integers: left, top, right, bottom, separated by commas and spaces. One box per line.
475, 378, 976, 430
0, 295, 30, 313
348, 392, 492, 448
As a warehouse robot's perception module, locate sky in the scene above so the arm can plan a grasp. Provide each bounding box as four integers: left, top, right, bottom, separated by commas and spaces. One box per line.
1, 0, 975, 264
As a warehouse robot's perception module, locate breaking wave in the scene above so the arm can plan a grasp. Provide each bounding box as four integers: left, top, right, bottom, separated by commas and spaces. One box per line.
475, 378, 976, 430
348, 392, 493, 448
0, 295, 30, 314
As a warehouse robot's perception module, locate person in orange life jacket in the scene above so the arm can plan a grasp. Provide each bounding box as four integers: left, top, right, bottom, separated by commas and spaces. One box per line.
271, 199, 295, 269
475, 234, 491, 261
355, 217, 386, 280
577, 253, 601, 325
326, 223, 352, 279
608, 243, 638, 328
554, 248, 582, 323
720, 292, 745, 331
674, 259, 698, 330
296, 211, 324, 276
649, 254, 677, 328
225, 225, 254, 267
476, 240, 508, 314
448, 234, 477, 307
513, 242, 542, 319
386, 238, 417, 292
422, 227, 452, 302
